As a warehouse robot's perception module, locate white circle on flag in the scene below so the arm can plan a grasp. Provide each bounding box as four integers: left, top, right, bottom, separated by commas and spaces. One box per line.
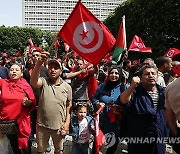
167, 50, 174, 57
136, 43, 143, 48
132, 60, 137, 65
73, 21, 103, 53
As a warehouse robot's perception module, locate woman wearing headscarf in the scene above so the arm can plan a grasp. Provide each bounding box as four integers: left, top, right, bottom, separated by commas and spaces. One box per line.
92, 66, 129, 154
0, 63, 36, 154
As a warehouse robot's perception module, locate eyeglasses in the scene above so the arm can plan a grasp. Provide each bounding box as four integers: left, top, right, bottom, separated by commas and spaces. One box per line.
32, 54, 40, 57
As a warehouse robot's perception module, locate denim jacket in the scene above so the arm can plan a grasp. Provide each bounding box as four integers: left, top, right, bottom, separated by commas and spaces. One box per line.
91, 82, 129, 136
92, 82, 129, 105
69, 114, 95, 142
122, 83, 169, 138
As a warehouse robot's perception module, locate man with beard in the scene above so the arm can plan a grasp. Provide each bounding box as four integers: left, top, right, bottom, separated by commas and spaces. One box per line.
120, 65, 169, 154
71, 58, 97, 107
155, 56, 172, 87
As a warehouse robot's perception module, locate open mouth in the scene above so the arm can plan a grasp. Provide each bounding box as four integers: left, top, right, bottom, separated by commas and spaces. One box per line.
50, 73, 56, 76
12, 74, 17, 78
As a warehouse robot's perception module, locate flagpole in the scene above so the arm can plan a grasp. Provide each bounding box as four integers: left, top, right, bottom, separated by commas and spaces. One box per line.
95, 106, 104, 115
122, 15, 128, 55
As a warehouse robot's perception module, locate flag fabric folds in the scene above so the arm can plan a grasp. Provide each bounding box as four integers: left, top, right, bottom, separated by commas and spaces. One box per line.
94, 106, 105, 154
164, 48, 180, 59
128, 35, 152, 53
57, 1, 116, 65
112, 15, 127, 62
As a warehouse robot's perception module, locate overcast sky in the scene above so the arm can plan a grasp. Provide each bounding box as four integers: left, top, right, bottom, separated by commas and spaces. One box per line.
0, 0, 22, 27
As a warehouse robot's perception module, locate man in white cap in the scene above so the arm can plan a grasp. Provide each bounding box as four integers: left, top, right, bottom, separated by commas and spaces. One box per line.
30, 52, 72, 154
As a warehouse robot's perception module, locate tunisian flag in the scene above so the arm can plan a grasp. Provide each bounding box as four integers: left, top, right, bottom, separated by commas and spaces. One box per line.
128, 35, 152, 53
164, 48, 180, 59
131, 59, 140, 66
94, 106, 105, 154
57, 1, 116, 65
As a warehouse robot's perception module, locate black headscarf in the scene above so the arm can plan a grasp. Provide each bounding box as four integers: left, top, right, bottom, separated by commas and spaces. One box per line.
102, 66, 122, 96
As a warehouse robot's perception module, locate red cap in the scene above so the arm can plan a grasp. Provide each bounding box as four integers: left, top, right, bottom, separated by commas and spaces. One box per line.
31, 47, 42, 53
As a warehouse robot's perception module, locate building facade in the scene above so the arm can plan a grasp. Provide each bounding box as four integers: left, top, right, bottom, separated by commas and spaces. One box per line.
22, 0, 125, 32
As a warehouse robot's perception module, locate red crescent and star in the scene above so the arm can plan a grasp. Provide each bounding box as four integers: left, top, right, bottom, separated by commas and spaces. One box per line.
79, 28, 99, 49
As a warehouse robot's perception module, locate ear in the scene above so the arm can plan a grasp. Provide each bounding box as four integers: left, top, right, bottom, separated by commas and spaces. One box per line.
164, 63, 168, 68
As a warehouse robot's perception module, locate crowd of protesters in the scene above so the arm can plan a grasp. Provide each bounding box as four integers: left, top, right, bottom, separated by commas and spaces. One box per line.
0, 48, 180, 154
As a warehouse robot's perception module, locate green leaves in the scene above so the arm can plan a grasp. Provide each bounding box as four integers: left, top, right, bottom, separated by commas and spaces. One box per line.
0, 26, 55, 55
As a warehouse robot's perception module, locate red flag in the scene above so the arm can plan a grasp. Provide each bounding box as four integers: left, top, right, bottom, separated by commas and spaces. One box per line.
164, 48, 180, 59
30, 46, 42, 53
64, 42, 70, 52
28, 38, 36, 54
57, 1, 116, 65
94, 106, 106, 154
73, 51, 79, 58
54, 40, 60, 48
104, 52, 113, 62
128, 35, 152, 53
172, 64, 180, 77
131, 59, 140, 66
88, 75, 98, 99
28, 38, 34, 47
16, 51, 23, 57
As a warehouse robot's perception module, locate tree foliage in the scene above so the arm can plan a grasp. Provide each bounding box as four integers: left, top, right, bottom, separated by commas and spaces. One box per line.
104, 0, 180, 60
0, 26, 56, 55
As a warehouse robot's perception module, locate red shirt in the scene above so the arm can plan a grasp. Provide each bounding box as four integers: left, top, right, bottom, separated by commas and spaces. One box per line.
0, 78, 36, 120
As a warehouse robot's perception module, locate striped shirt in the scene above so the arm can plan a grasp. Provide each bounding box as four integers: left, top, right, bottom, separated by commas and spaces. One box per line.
147, 89, 159, 110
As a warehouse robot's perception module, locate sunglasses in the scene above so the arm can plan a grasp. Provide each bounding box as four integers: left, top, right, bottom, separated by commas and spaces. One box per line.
75, 102, 88, 107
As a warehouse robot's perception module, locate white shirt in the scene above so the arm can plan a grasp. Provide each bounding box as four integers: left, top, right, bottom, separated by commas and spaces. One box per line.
157, 71, 166, 87
78, 117, 90, 144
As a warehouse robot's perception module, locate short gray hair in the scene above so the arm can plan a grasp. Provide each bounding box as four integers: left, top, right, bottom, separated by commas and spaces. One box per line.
139, 64, 158, 77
